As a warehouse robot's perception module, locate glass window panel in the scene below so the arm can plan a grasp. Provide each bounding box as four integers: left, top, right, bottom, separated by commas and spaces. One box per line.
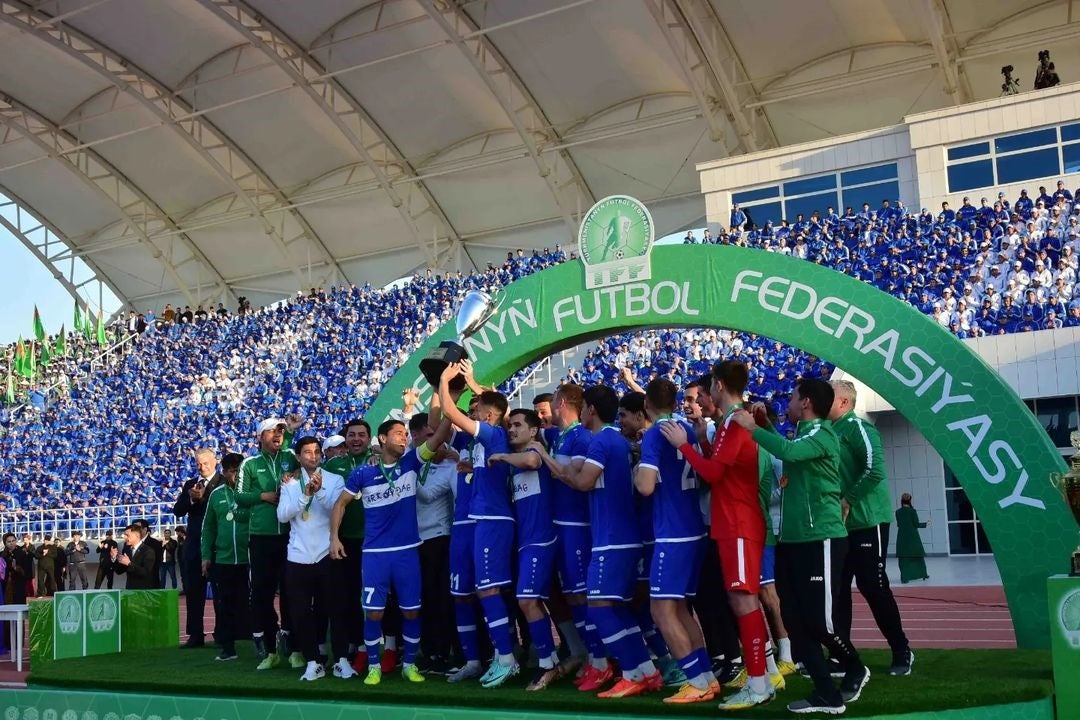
840, 163, 898, 186
1035, 395, 1078, 449
732, 186, 780, 204
1063, 144, 1080, 174
949, 522, 977, 555
842, 181, 901, 214
947, 159, 994, 193
742, 201, 782, 229
1062, 124, 1080, 143
944, 468, 960, 489
945, 488, 974, 521
783, 174, 837, 197
994, 127, 1057, 153
976, 521, 993, 555
784, 191, 838, 222
996, 148, 1060, 184
946, 143, 990, 161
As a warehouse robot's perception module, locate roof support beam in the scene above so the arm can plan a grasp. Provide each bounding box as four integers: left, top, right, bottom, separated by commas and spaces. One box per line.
416, 0, 595, 241
0, 190, 125, 313
667, 0, 777, 151
0, 94, 206, 307
194, 0, 463, 270
922, 0, 973, 105
0, 0, 335, 291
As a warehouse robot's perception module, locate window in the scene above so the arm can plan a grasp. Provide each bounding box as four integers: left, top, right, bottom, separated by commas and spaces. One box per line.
783, 175, 836, 197
944, 122, 1080, 193
732, 162, 899, 228
996, 147, 1060, 184
842, 180, 900, 214
944, 466, 992, 556
947, 159, 994, 193
1034, 395, 1079, 449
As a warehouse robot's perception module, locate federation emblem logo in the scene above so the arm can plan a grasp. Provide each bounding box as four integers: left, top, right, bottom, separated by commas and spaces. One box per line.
578, 195, 654, 289
1060, 588, 1080, 648
88, 593, 118, 633
57, 596, 81, 635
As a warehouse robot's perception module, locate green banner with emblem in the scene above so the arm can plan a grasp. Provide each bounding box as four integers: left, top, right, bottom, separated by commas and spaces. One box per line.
52, 590, 121, 659
367, 196, 1075, 648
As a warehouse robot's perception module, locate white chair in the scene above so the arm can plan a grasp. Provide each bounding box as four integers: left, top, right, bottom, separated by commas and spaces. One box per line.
0, 604, 29, 672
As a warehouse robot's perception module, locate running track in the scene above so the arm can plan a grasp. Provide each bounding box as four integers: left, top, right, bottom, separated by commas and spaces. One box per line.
0, 585, 1013, 686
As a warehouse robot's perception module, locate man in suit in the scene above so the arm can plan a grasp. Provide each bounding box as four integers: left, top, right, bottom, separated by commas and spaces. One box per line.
112, 524, 157, 590
95, 530, 118, 589
173, 448, 222, 648
35, 538, 57, 596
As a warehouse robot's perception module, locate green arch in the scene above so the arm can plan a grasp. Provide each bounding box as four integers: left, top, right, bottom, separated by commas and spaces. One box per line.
368, 245, 1074, 648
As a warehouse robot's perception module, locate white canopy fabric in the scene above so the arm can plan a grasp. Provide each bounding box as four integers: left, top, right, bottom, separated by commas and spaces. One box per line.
0, 0, 1072, 310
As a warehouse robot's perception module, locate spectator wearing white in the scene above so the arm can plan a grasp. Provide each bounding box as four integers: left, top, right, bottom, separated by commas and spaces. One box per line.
933, 303, 950, 328
951, 300, 974, 332
940, 288, 957, 314
1008, 261, 1030, 289
322, 435, 346, 461
1055, 259, 1076, 287
1032, 261, 1052, 287
983, 285, 1001, 311
277, 436, 350, 682
1031, 279, 1049, 304
987, 265, 1007, 295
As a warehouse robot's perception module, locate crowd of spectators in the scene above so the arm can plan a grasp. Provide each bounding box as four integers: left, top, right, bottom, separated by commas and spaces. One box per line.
3, 179, 1079, 535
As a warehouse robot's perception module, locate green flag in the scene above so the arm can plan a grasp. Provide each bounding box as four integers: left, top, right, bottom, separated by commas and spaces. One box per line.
83, 306, 93, 342
96, 311, 106, 345
55, 326, 66, 357
40, 338, 51, 367
14, 339, 30, 379
33, 305, 45, 342
74, 301, 83, 335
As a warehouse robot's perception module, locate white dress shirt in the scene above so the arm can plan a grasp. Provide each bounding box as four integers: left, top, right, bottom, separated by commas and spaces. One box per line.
277, 467, 342, 564
416, 458, 455, 541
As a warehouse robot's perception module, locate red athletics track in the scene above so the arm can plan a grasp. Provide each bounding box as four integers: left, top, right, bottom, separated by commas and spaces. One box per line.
0, 584, 1013, 687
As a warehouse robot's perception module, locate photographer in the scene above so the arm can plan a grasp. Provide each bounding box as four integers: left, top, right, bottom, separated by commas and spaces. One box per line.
1035, 50, 1060, 90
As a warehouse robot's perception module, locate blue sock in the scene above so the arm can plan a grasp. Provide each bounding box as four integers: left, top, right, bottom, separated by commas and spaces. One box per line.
694, 648, 714, 675
479, 593, 514, 657
613, 605, 651, 669
679, 652, 711, 690
364, 616, 382, 662
589, 604, 626, 666
455, 601, 480, 662
571, 603, 605, 658
636, 602, 670, 658
402, 615, 421, 665
528, 616, 557, 668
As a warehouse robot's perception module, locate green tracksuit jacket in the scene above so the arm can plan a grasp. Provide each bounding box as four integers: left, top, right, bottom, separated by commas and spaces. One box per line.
832, 410, 893, 531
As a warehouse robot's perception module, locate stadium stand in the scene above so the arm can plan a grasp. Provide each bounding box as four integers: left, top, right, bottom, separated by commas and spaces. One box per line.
3, 181, 1080, 536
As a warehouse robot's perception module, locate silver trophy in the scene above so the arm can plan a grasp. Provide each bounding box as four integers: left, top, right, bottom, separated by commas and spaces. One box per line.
419, 290, 499, 386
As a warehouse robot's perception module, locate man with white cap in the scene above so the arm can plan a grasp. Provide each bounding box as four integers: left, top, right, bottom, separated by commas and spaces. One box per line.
237, 417, 300, 670
322, 435, 346, 461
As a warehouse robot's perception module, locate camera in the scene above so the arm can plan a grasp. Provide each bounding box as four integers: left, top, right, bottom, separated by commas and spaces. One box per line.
1001, 65, 1013, 75
1039, 50, 1050, 64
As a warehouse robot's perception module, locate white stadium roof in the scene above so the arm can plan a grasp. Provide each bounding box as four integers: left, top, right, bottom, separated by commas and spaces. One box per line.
0, 0, 1076, 311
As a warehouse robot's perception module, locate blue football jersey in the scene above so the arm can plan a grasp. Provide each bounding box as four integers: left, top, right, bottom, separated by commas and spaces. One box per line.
346, 448, 422, 552
510, 450, 555, 548
584, 426, 641, 550
468, 422, 514, 521
451, 431, 476, 525
548, 424, 592, 526
639, 420, 706, 542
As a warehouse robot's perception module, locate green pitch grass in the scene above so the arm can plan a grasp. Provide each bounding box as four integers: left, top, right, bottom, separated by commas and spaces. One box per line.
28, 647, 1052, 718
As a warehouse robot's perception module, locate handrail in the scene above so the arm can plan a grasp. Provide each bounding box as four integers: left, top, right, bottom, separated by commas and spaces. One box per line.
506, 355, 552, 403
0, 502, 179, 541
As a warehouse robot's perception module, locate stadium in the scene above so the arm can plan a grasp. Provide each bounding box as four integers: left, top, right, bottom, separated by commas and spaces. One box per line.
0, 0, 1078, 718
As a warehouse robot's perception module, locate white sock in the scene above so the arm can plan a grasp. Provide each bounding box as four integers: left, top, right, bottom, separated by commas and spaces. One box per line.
765, 642, 779, 675
498, 652, 516, 667
591, 656, 609, 671
689, 672, 712, 691
778, 637, 792, 664
624, 667, 643, 681
637, 660, 657, 677
557, 620, 586, 657
748, 674, 768, 694
540, 654, 556, 670
462, 659, 481, 670
384, 636, 397, 651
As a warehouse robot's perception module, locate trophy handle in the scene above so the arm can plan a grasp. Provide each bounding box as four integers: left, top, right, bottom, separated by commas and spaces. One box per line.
1051, 471, 1063, 491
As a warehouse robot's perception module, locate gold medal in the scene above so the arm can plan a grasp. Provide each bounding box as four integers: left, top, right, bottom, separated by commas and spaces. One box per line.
301, 510, 310, 521
226, 511, 234, 521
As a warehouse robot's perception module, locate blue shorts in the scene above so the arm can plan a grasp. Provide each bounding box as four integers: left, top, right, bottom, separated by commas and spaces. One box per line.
517, 541, 557, 599
638, 543, 654, 582
474, 519, 514, 591
555, 524, 591, 594
650, 538, 705, 599
363, 547, 421, 612
450, 522, 476, 597
760, 543, 776, 586
587, 547, 639, 602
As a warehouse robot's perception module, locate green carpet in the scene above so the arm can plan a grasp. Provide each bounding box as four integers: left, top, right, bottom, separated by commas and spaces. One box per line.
28, 647, 1053, 718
